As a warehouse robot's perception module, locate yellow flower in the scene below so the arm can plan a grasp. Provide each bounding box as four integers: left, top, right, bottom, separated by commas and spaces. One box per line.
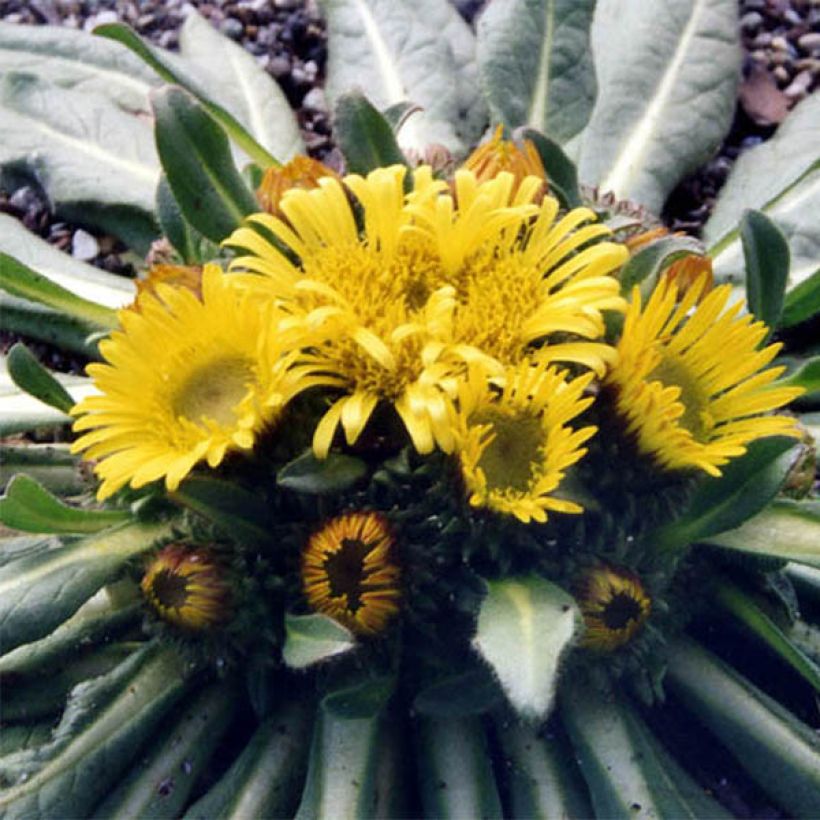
463, 124, 547, 194
302, 512, 401, 635
576, 564, 651, 651
450, 361, 597, 524
141, 544, 232, 631
71, 264, 322, 500
606, 273, 803, 476
227, 165, 626, 456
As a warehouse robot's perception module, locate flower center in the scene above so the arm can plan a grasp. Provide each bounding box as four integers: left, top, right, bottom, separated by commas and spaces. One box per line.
474, 409, 545, 492
649, 353, 713, 441
150, 569, 189, 611
601, 591, 644, 631
324, 537, 377, 613
173, 356, 255, 427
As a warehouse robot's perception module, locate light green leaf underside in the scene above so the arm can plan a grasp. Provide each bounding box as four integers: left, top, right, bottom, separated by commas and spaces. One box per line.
177, 11, 304, 162
472, 576, 580, 721
0, 72, 159, 215
476, 0, 596, 143
576, 0, 739, 211
0, 21, 157, 111
282, 612, 356, 669
319, 0, 486, 154
699, 499, 820, 568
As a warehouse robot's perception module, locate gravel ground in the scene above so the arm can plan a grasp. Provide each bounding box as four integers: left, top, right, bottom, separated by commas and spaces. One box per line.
0, 0, 817, 369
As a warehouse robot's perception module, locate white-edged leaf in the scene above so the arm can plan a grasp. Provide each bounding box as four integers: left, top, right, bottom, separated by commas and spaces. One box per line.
0, 21, 157, 112
476, 0, 596, 143
178, 11, 303, 162
320, 0, 485, 154
472, 576, 580, 721
0, 73, 159, 215
575, 0, 739, 211
282, 613, 356, 669
705, 95, 820, 290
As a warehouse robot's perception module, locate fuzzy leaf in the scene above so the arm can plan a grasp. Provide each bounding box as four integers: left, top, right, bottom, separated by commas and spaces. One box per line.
472, 576, 580, 721
333, 91, 408, 175
282, 613, 356, 669
0, 73, 159, 225
476, 0, 596, 143
6, 342, 76, 413
152, 86, 259, 243
0, 21, 157, 111
0, 644, 192, 819
741, 209, 790, 334
575, 0, 739, 211
519, 127, 583, 208
95, 22, 279, 168
0, 474, 131, 534
277, 450, 368, 495
0, 518, 173, 653
320, 0, 486, 154
781, 269, 820, 329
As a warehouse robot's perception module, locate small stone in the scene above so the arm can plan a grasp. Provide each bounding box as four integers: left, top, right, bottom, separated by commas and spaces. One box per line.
752, 32, 773, 48
740, 11, 764, 31
219, 17, 244, 40
798, 32, 820, 53
83, 9, 117, 31
268, 54, 291, 78
784, 70, 813, 97
71, 229, 99, 261
302, 87, 328, 113
773, 64, 791, 83
8, 186, 41, 214
274, 0, 301, 8
771, 35, 791, 51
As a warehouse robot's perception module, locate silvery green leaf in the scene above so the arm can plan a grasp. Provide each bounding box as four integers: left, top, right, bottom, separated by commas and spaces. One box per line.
0, 73, 159, 217
0, 21, 158, 112
705, 94, 820, 291
575, 0, 739, 211
282, 613, 356, 669
476, 0, 596, 143
472, 576, 581, 721
177, 11, 304, 162
320, 0, 485, 154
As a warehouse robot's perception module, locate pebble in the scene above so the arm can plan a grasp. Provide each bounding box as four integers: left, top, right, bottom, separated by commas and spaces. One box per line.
71, 229, 99, 261
219, 17, 244, 40
741, 11, 764, 31
784, 69, 813, 98
302, 87, 328, 113
798, 32, 820, 53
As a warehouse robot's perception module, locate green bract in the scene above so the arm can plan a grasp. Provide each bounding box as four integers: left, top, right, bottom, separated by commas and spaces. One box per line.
1, 2, 819, 818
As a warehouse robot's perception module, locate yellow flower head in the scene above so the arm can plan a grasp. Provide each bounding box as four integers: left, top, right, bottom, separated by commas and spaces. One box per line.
227, 165, 626, 457
606, 273, 803, 476
463, 124, 547, 194
451, 361, 597, 524
302, 511, 401, 635
576, 564, 651, 651
142, 543, 232, 631
71, 264, 319, 500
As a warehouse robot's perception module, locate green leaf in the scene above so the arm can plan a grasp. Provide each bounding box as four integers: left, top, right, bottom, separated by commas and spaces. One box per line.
322, 676, 394, 719
0, 21, 157, 113
0, 72, 159, 224
0, 474, 131, 534
0, 518, 174, 653
653, 436, 800, 551
700, 499, 820, 569
6, 342, 75, 413
779, 356, 820, 395
413, 668, 503, 718
183, 699, 312, 820
152, 86, 259, 244
277, 449, 368, 495
560, 677, 732, 819
0, 533, 57, 568
520, 127, 583, 208
171, 476, 273, 543
0, 444, 86, 496
472, 576, 580, 720
0, 723, 53, 757
282, 613, 356, 669
618, 234, 705, 293
781, 268, 820, 328
93, 684, 236, 820
706, 95, 820, 291
575, 0, 739, 212
333, 91, 409, 175
0, 644, 192, 819
666, 639, 820, 818
95, 22, 279, 168
176, 11, 303, 163
712, 579, 820, 695
155, 175, 216, 265
320, 0, 486, 154
416, 716, 503, 819
741, 209, 790, 334
0, 252, 119, 329
495, 717, 594, 820
476, 0, 596, 143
